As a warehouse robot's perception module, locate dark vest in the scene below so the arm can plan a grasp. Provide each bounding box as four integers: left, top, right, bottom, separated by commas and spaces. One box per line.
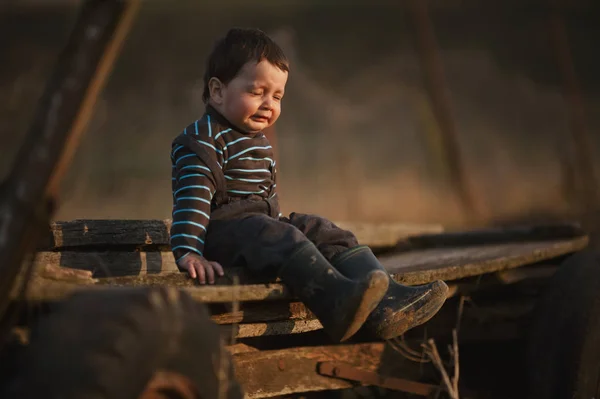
173, 133, 281, 220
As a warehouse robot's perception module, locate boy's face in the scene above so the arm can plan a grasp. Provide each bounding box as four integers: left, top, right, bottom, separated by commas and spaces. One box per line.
210, 60, 288, 133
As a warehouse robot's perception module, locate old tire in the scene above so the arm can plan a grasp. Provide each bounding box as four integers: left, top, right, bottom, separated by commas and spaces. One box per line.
528, 250, 600, 399
9, 287, 242, 399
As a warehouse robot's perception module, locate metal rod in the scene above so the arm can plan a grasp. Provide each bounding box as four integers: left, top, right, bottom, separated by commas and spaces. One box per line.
548, 0, 598, 218
318, 361, 437, 396
406, 0, 481, 220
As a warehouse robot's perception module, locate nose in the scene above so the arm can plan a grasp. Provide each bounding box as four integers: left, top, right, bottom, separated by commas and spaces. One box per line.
261, 97, 275, 110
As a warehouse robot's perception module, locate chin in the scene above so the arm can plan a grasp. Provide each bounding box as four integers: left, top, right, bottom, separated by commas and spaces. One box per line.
245, 122, 269, 133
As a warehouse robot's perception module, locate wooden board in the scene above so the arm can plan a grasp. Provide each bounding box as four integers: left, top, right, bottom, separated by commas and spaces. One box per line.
383, 236, 588, 284
42, 219, 444, 250
231, 342, 427, 398
11, 262, 553, 340
26, 237, 588, 307
19, 278, 290, 304
34, 235, 588, 282
34, 250, 179, 277
233, 319, 324, 339
210, 301, 313, 325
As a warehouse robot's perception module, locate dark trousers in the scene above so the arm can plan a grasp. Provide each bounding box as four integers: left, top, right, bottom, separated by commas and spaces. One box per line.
204, 200, 358, 278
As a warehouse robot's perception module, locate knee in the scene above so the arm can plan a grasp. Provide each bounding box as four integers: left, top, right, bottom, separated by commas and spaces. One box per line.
241, 214, 306, 242
289, 212, 329, 229
289, 212, 344, 234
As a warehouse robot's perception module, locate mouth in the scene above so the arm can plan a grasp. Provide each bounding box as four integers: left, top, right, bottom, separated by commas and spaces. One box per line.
250, 115, 269, 123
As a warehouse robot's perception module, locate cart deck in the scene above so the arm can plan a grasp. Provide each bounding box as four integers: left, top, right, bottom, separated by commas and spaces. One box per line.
15, 219, 588, 397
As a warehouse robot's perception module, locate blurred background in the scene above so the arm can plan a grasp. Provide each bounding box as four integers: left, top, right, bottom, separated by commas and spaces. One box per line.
1, 0, 599, 230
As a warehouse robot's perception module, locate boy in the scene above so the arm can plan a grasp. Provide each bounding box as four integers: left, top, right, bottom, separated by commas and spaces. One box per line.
170, 28, 448, 342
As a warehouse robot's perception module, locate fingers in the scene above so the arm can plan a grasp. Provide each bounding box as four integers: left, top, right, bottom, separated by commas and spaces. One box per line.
204, 261, 215, 284
181, 258, 197, 279
184, 258, 224, 285
188, 264, 197, 279
195, 262, 206, 284
211, 261, 224, 277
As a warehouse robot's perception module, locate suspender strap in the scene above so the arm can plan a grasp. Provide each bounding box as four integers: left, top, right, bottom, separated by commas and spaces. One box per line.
173, 134, 229, 207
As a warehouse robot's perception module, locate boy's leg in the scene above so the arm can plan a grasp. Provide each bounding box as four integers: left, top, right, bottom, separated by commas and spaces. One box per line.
285, 212, 448, 340
203, 213, 388, 342
283, 212, 359, 261
204, 213, 307, 278
331, 246, 448, 339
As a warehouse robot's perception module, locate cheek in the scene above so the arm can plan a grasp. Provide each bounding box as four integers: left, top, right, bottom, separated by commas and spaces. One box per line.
233, 97, 259, 116
271, 104, 282, 120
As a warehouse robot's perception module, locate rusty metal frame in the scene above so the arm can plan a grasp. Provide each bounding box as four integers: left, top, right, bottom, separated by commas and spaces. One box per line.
317, 361, 439, 397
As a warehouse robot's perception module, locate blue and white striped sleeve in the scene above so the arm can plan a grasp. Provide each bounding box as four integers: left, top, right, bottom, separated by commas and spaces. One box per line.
169, 138, 223, 267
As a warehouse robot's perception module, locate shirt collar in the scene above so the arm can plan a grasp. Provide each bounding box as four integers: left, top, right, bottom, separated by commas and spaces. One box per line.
205, 104, 261, 136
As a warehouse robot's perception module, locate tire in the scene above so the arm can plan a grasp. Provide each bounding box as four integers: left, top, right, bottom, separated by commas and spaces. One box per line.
528, 250, 600, 399
8, 286, 243, 399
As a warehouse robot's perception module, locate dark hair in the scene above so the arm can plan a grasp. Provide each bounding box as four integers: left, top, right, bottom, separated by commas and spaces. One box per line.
202, 28, 289, 103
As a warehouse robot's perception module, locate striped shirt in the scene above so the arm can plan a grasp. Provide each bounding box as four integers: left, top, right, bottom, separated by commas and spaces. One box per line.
170, 106, 279, 264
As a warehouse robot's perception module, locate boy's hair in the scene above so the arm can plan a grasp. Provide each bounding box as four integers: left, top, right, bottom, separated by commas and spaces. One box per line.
202, 28, 289, 103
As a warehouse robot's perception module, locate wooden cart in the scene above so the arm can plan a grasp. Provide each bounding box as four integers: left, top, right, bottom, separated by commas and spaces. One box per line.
8, 219, 589, 398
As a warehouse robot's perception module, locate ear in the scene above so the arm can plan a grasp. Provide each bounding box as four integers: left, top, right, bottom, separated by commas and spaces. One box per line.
208, 77, 225, 104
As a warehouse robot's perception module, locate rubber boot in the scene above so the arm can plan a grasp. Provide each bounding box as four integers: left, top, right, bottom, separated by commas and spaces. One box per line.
333, 246, 449, 340
279, 242, 389, 342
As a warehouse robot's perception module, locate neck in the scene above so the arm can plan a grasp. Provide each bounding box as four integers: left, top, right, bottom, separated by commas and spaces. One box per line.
204, 103, 261, 135
205, 103, 233, 128
206, 100, 223, 115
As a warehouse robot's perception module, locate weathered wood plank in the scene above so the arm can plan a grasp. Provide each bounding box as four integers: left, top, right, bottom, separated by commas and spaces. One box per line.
11, 264, 98, 304
384, 236, 588, 285
35, 236, 588, 284
10, 295, 537, 342
18, 281, 291, 304
44, 219, 172, 249
21, 237, 587, 311
211, 301, 313, 325
232, 343, 426, 398
11, 263, 542, 339
230, 296, 541, 340
233, 319, 323, 339
34, 250, 181, 277
234, 343, 384, 398
43, 219, 444, 250
13, 262, 536, 338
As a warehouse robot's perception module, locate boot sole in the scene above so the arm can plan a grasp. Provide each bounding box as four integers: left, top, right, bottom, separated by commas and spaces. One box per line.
339, 270, 389, 342
374, 280, 449, 340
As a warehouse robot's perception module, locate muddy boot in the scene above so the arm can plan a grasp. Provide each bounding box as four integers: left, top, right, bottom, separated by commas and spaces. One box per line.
333, 246, 449, 340
279, 242, 389, 342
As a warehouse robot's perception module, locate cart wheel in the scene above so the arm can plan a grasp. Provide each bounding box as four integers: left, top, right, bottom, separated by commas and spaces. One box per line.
527, 249, 600, 399
9, 287, 243, 399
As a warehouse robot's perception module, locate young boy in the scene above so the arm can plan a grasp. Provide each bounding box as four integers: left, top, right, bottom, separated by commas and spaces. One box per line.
170, 28, 448, 342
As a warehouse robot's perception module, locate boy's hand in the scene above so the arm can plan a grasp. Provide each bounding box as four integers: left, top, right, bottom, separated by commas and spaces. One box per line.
179, 253, 224, 284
